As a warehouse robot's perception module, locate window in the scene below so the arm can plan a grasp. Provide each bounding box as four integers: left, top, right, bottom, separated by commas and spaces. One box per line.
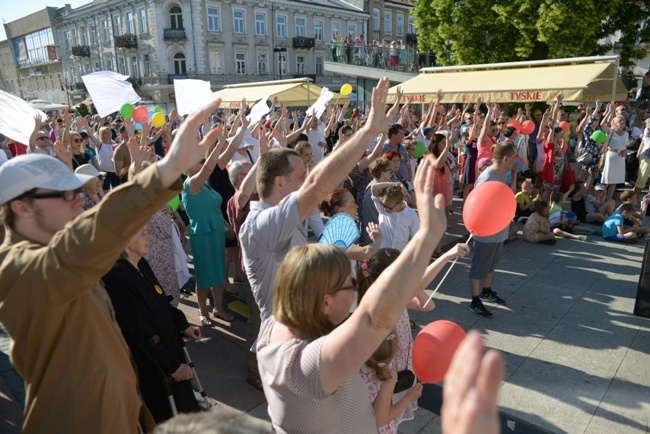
235, 52, 247, 75
373, 9, 380, 30
131, 56, 138, 77
170, 6, 183, 30
396, 14, 404, 36
127, 12, 135, 34
408, 16, 415, 34
90, 24, 96, 43
79, 26, 86, 45
63, 31, 70, 50
101, 20, 109, 41
140, 9, 148, 33
296, 55, 305, 75
106, 60, 112, 71
119, 57, 126, 75
95, 62, 99, 71
347, 24, 356, 37
113, 15, 122, 36
277, 53, 287, 76
233, 10, 245, 34
314, 20, 323, 41
257, 51, 268, 75
316, 56, 323, 75
384, 11, 392, 35
143, 54, 150, 76
207, 7, 220, 32
173, 53, 186, 75
276, 16, 286, 38
209, 50, 223, 74
295, 17, 305, 37
255, 13, 266, 36
331, 22, 341, 38
49, 74, 54, 88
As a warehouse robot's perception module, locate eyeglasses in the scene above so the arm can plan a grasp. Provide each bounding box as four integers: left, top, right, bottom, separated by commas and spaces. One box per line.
380, 201, 397, 212
339, 278, 358, 292
22, 187, 85, 202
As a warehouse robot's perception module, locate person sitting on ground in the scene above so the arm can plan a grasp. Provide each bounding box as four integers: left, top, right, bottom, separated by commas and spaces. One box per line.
602, 203, 649, 243
617, 190, 650, 227
515, 179, 536, 223
548, 191, 593, 238
371, 182, 419, 251
523, 200, 561, 245
585, 183, 615, 222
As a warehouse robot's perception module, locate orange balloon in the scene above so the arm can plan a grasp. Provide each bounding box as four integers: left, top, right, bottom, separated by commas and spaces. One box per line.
559, 121, 570, 133
506, 120, 522, 134
462, 181, 516, 236
133, 106, 149, 124
521, 120, 535, 135
412, 320, 466, 384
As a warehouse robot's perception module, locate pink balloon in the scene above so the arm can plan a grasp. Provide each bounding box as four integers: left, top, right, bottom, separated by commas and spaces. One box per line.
507, 120, 522, 134
463, 181, 516, 236
559, 121, 570, 133
521, 120, 535, 135
133, 106, 149, 124
412, 320, 466, 384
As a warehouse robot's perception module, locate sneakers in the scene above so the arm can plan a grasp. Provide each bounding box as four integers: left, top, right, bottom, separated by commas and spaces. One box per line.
577, 235, 588, 241
470, 300, 493, 318
480, 289, 506, 305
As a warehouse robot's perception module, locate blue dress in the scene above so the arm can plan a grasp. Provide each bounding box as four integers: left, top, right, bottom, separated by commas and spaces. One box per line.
181, 179, 226, 288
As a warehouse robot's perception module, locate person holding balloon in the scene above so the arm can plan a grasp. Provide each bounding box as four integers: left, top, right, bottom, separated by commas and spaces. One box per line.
466, 141, 518, 318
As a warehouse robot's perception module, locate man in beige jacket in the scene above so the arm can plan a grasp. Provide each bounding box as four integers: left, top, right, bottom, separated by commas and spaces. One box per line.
0, 99, 221, 434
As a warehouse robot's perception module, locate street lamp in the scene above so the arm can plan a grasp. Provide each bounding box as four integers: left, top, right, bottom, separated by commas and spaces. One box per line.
273, 47, 287, 80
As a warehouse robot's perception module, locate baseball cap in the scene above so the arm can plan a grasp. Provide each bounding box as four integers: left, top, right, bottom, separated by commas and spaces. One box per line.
422, 127, 433, 136
478, 157, 493, 168
594, 183, 606, 191
0, 154, 96, 205
75, 164, 106, 180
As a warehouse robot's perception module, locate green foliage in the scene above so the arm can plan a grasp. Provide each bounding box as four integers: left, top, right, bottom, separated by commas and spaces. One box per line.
76, 103, 90, 117
412, 0, 650, 66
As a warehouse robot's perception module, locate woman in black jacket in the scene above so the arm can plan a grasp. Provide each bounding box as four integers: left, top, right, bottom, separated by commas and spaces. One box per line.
102, 225, 201, 423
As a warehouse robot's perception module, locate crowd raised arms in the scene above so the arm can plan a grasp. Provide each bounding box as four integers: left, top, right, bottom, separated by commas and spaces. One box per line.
2, 76, 650, 433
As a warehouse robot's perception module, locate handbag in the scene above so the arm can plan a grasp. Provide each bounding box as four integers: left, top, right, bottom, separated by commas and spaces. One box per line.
393, 369, 416, 394
576, 147, 593, 165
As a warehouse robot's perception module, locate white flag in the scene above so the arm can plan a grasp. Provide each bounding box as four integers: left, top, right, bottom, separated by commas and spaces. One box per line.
82, 71, 140, 118
306, 87, 333, 119
173, 79, 213, 116
0, 90, 47, 145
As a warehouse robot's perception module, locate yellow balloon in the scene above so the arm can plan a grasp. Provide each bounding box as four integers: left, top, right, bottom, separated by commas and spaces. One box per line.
340, 83, 353, 96
152, 112, 165, 128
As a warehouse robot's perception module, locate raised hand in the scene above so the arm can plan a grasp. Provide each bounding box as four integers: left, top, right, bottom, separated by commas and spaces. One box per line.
53, 139, 72, 164
62, 110, 72, 127
259, 128, 270, 155
272, 128, 287, 148
414, 156, 446, 237
366, 222, 383, 244
366, 78, 398, 135
436, 88, 443, 102
123, 116, 135, 138
127, 136, 149, 166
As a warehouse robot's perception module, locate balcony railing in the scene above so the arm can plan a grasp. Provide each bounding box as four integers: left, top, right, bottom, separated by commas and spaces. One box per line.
71, 45, 90, 57
325, 43, 436, 72
164, 28, 186, 41
167, 74, 188, 84
115, 33, 138, 49
293, 37, 315, 49
127, 77, 142, 89
74, 82, 86, 91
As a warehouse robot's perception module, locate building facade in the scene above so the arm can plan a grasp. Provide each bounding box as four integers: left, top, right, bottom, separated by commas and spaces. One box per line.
53, 0, 367, 108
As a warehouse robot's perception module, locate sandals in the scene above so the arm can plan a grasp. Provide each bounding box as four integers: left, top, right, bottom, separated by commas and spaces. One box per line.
212, 309, 234, 322
198, 313, 212, 327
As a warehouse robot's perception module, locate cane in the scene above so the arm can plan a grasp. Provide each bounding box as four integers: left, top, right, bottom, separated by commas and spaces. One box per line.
180, 337, 214, 409
144, 335, 178, 417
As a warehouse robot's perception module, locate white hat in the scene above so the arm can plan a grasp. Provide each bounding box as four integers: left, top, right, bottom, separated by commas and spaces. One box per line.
75, 164, 106, 180
0, 154, 96, 205
594, 183, 606, 191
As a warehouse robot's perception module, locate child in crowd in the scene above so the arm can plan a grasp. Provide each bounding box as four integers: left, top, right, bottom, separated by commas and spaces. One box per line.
549, 191, 594, 236
358, 332, 423, 434
585, 184, 615, 222
371, 182, 419, 251
523, 200, 559, 245
403, 139, 418, 185
602, 203, 649, 242
617, 190, 650, 227
515, 179, 536, 222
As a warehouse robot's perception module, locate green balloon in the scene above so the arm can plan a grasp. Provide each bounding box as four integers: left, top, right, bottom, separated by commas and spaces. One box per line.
120, 103, 134, 118
591, 130, 607, 143
168, 195, 180, 212
414, 142, 427, 159
154, 105, 162, 113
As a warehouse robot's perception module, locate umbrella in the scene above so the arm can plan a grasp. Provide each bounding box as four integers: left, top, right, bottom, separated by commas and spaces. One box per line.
28, 99, 69, 112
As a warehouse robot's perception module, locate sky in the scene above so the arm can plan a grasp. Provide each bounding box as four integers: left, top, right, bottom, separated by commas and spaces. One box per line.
0, 0, 90, 41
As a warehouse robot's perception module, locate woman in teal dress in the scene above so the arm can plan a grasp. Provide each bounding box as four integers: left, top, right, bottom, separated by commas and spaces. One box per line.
181, 114, 249, 326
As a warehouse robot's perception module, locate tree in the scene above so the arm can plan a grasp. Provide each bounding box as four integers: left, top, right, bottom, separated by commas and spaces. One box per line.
77, 103, 90, 117
412, 0, 650, 66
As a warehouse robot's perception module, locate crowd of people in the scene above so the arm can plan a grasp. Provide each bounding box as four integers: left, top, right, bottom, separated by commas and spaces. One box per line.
1, 73, 650, 433
329, 34, 420, 72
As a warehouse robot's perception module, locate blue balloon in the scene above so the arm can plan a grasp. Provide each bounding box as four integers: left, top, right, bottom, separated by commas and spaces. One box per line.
135, 123, 142, 131
148, 110, 155, 118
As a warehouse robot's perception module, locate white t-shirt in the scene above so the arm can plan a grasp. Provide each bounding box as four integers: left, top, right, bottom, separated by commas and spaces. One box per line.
372, 197, 420, 251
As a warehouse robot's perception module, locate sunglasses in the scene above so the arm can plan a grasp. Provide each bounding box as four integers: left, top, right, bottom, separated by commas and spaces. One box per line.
380, 201, 397, 212
72, 139, 82, 143
36, 136, 49, 141
498, 122, 506, 125
339, 278, 358, 292
22, 187, 85, 202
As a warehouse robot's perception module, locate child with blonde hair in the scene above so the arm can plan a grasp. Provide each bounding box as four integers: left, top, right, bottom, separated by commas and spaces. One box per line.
371, 182, 419, 251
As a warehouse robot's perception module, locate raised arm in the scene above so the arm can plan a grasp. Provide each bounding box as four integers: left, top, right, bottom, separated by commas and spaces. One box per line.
477, 102, 492, 145
357, 133, 384, 172
216, 113, 251, 169
28, 115, 46, 152
319, 156, 446, 395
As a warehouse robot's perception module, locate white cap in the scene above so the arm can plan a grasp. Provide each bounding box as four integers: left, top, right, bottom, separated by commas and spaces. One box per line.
594, 183, 606, 191
0, 154, 97, 205
75, 164, 106, 180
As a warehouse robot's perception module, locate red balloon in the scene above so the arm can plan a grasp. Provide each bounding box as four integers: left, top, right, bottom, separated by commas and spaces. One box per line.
506, 120, 522, 134
463, 181, 516, 236
559, 121, 570, 133
133, 106, 149, 123
521, 120, 535, 135
412, 320, 467, 384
